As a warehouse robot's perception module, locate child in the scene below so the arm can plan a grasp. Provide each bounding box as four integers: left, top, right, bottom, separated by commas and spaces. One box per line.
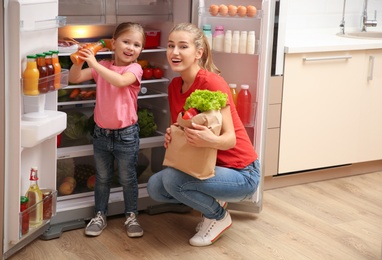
147, 22, 261, 247
68, 22, 145, 238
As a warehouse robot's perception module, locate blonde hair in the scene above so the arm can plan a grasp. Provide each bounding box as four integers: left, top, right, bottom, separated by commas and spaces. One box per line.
113, 22, 146, 48
170, 23, 221, 75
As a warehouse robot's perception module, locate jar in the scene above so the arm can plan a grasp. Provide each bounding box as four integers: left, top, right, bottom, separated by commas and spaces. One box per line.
20, 196, 29, 235
41, 189, 52, 220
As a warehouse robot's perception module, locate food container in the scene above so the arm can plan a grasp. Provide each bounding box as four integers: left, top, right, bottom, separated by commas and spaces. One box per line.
144, 29, 161, 49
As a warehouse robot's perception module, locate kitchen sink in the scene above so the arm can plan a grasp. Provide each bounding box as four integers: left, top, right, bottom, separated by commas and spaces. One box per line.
338, 31, 382, 39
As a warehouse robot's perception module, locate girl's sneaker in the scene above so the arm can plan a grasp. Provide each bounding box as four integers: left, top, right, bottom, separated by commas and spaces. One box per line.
124, 213, 144, 238
85, 211, 107, 236
189, 211, 232, 247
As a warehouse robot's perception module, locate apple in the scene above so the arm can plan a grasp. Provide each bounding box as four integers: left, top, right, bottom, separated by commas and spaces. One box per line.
87, 175, 96, 190
61, 176, 76, 189
59, 181, 74, 195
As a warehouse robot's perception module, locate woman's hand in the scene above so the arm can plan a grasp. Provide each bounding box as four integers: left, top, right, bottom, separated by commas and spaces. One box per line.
183, 123, 218, 148
164, 126, 172, 149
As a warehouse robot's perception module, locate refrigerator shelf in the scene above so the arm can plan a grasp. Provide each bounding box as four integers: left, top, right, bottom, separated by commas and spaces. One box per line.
20, 16, 66, 32
57, 47, 166, 56
19, 190, 57, 239
57, 131, 165, 159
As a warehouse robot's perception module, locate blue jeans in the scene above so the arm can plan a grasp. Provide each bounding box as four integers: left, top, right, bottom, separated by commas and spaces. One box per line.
147, 159, 260, 220
92, 124, 140, 216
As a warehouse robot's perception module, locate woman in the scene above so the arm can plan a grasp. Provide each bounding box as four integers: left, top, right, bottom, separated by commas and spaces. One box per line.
147, 22, 260, 247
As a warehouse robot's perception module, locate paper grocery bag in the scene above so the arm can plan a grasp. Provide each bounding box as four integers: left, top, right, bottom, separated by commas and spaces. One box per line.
163, 110, 222, 180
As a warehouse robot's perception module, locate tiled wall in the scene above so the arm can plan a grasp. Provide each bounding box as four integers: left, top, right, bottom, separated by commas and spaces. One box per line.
284, 0, 382, 32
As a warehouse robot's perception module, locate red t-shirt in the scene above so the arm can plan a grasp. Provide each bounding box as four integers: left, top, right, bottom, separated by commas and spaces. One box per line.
168, 69, 258, 169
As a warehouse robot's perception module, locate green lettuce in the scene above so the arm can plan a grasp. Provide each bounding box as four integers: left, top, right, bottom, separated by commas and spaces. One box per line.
184, 89, 228, 112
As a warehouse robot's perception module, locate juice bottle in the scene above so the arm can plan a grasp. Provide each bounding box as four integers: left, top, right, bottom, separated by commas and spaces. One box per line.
70, 39, 106, 65
50, 50, 62, 89
22, 55, 40, 96
236, 84, 252, 126
25, 167, 43, 227
36, 53, 48, 94
229, 83, 238, 106
20, 196, 29, 236
101, 38, 113, 50
43, 51, 55, 91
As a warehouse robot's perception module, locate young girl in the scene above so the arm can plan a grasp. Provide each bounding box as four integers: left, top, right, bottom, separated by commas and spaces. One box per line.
147, 23, 260, 246
68, 22, 145, 238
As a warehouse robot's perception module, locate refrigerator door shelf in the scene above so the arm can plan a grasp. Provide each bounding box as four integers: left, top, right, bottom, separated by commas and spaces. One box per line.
21, 110, 67, 148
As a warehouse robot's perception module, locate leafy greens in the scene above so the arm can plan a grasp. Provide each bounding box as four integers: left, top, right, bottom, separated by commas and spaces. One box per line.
184, 89, 228, 112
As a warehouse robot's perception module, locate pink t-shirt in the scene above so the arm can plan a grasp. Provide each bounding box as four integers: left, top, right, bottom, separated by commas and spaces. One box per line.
91, 60, 142, 129
168, 69, 258, 169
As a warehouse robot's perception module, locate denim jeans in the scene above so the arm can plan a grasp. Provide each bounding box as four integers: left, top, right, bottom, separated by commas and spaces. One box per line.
147, 159, 260, 220
92, 124, 140, 216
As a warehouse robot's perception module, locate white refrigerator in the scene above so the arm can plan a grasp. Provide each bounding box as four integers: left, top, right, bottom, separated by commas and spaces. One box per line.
2, 0, 274, 258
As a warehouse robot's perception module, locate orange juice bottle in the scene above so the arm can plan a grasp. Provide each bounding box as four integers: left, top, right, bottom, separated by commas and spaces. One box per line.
22, 55, 40, 96
50, 50, 62, 89
102, 38, 113, 50
229, 83, 238, 106
70, 40, 106, 65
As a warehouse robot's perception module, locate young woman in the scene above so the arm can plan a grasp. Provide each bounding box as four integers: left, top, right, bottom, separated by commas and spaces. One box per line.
68, 22, 145, 238
147, 23, 260, 247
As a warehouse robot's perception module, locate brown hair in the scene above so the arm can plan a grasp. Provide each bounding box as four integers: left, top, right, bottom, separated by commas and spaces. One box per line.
169, 23, 221, 75
113, 22, 146, 48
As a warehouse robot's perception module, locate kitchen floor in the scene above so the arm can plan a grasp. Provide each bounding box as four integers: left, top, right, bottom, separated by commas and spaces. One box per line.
9, 171, 382, 260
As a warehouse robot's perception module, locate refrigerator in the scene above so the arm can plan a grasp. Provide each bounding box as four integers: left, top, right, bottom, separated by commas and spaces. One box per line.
2, 0, 274, 258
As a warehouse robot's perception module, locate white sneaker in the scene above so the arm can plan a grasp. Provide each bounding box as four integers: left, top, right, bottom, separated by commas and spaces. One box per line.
195, 200, 227, 232
189, 211, 232, 247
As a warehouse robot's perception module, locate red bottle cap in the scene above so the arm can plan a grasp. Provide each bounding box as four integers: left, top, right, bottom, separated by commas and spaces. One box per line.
29, 167, 39, 181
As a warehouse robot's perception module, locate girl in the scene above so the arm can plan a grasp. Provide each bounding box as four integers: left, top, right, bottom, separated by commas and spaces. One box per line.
68, 22, 145, 238
147, 23, 261, 246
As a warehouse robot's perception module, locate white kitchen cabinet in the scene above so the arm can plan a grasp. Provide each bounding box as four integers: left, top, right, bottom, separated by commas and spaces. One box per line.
279, 50, 364, 174
356, 49, 382, 162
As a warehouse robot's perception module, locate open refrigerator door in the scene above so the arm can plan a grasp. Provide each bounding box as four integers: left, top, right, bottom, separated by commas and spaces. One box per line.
193, 0, 275, 212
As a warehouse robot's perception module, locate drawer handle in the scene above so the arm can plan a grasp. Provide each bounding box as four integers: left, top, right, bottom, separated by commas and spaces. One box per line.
368, 56, 375, 81
303, 55, 352, 62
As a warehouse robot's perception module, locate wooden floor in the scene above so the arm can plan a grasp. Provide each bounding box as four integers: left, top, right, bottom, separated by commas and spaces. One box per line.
9, 172, 382, 260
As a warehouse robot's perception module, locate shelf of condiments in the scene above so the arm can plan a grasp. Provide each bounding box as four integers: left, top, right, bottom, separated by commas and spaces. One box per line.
19, 167, 57, 239
203, 24, 258, 55
22, 50, 69, 96
230, 83, 256, 127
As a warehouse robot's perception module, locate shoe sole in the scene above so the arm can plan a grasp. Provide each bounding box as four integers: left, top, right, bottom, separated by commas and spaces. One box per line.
127, 231, 144, 238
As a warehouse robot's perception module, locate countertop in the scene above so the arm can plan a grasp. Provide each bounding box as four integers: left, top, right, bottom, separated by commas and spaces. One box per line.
284, 29, 382, 54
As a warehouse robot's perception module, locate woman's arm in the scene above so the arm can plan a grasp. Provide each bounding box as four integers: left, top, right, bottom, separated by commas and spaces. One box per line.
183, 105, 236, 150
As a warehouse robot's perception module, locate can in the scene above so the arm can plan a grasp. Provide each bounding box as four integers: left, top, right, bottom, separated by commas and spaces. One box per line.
20, 196, 29, 235
41, 189, 52, 220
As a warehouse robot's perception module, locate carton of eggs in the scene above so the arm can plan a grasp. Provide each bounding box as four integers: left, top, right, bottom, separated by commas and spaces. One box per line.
209, 4, 257, 18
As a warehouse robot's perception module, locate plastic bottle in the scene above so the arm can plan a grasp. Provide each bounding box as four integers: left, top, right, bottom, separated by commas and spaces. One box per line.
43, 51, 55, 91
50, 50, 62, 89
70, 39, 106, 65
25, 167, 43, 227
231, 30, 240, 53
247, 31, 256, 54
212, 25, 224, 52
22, 55, 40, 96
36, 53, 49, 94
236, 84, 252, 126
224, 30, 232, 53
229, 83, 238, 106
239, 31, 248, 54
20, 196, 29, 236
202, 24, 213, 50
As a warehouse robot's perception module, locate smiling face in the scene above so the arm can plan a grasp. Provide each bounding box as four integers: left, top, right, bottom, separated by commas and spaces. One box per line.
166, 30, 203, 74
112, 30, 144, 66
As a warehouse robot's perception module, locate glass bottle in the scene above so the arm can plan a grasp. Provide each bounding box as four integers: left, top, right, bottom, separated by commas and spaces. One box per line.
22, 55, 40, 96
229, 83, 238, 106
25, 167, 43, 227
236, 84, 252, 126
202, 24, 213, 50
43, 51, 55, 91
36, 53, 48, 94
20, 196, 29, 236
50, 50, 62, 89
70, 39, 106, 65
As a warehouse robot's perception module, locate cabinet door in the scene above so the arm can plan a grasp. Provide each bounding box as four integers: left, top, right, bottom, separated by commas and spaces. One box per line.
279, 51, 363, 173
356, 49, 382, 162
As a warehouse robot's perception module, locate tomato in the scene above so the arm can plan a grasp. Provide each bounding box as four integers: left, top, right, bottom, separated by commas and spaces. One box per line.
142, 68, 153, 80
182, 108, 199, 120
153, 67, 164, 79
